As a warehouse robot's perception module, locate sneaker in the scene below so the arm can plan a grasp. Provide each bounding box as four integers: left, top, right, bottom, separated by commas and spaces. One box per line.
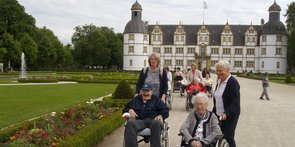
260, 97, 264, 100
266, 97, 270, 100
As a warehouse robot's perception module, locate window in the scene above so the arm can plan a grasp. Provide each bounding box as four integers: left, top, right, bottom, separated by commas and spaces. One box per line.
164, 47, 172, 54
181, 35, 184, 41
261, 48, 266, 55
211, 60, 218, 67
152, 35, 156, 41
200, 47, 206, 56
143, 46, 147, 53
228, 37, 232, 42
223, 48, 231, 54
252, 37, 256, 42
211, 48, 219, 54
246, 48, 255, 55
277, 62, 280, 69
276, 35, 282, 42
144, 35, 148, 41
153, 47, 160, 53
234, 61, 242, 67
164, 60, 172, 66
128, 34, 134, 40
223, 37, 226, 42
128, 46, 134, 53
247, 37, 250, 42
129, 60, 133, 66
176, 47, 184, 54
246, 61, 254, 67
187, 60, 195, 65
235, 48, 242, 55
276, 48, 282, 55
199, 36, 203, 42
262, 36, 266, 42
175, 60, 183, 66
262, 61, 264, 68
188, 47, 195, 54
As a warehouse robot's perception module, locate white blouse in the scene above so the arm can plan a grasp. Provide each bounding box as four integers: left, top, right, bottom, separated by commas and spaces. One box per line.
214, 75, 231, 115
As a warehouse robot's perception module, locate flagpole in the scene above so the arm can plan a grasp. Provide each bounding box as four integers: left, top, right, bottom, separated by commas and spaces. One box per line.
202, 0, 205, 24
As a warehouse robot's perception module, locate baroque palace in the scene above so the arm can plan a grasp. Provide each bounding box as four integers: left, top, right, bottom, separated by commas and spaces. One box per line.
123, 1, 287, 74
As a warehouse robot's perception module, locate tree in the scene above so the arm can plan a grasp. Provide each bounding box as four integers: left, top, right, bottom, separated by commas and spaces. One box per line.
0, 0, 36, 40
1, 32, 21, 69
20, 33, 37, 68
72, 24, 111, 68
285, 2, 295, 71
0, 48, 7, 63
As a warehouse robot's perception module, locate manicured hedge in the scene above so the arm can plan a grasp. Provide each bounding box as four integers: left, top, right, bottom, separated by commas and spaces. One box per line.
18, 78, 58, 83
58, 109, 124, 147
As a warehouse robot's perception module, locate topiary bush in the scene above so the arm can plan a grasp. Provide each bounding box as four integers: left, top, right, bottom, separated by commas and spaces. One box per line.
112, 80, 134, 99
285, 74, 292, 83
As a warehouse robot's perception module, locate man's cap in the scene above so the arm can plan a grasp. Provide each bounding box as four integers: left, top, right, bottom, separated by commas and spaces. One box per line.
141, 83, 152, 90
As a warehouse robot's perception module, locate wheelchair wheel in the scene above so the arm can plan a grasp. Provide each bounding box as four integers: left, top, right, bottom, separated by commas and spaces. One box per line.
185, 97, 190, 112
161, 123, 169, 147
216, 138, 229, 147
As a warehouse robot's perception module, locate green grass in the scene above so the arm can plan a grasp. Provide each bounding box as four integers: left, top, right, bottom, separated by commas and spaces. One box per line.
0, 83, 117, 129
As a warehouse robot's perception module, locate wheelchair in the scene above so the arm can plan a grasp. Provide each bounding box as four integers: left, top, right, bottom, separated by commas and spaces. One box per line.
123, 119, 170, 147
173, 80, 183, 92
179, 133, 228, 147
166, 90, 173, 110
185, 91, 196, 112
204, 83, 213, 98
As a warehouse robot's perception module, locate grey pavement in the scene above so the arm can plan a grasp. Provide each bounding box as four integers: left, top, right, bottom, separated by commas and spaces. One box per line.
96, 74, 295, 147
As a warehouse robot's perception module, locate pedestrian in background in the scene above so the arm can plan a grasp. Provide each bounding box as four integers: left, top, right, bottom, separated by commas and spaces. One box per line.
260, 72, 270, 100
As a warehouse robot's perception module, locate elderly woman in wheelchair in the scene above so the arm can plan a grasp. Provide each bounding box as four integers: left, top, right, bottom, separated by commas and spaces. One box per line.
180, 92, 222, 147
122, 83, 169, 147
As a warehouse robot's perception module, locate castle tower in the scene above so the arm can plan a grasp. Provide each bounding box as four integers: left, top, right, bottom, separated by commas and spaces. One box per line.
123, 1, 149, 70
259, 1, 288, 73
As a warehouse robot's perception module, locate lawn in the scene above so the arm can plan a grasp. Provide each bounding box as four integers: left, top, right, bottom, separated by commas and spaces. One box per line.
0, 83, 117, 129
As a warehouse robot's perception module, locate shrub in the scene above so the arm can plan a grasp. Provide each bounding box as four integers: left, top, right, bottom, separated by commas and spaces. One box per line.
112, 80, 134, 99
285, 75, 292, 83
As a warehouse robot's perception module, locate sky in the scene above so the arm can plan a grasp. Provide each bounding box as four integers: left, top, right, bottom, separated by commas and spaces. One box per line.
18, 0, 290, 44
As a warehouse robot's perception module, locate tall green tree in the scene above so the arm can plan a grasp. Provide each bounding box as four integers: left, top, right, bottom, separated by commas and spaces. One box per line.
0, 0, 36, 40
285, 2, 295, 71
0, 48, 7, 63
1, 32, 21, 69
20, 33, 37, 68
72, 24, 111, 68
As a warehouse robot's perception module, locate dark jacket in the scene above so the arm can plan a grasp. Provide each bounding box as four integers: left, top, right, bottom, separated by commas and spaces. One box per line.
136, 67, 168, 97
213, 76, 240, 119
122, 95, 169, 120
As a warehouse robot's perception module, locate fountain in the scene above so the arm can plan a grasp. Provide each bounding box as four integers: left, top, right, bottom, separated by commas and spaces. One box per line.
19, 52, 27, 78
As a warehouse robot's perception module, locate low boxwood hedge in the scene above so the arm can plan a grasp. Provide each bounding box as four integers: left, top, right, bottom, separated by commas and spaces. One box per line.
18, 78, 58, 83
58, 109, 124, 147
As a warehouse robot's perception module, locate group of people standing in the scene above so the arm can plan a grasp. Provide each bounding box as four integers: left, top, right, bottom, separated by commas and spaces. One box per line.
123, 52, 241, 147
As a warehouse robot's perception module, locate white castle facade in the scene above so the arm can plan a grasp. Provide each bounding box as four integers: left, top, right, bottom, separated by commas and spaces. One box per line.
123, 1, 288, 74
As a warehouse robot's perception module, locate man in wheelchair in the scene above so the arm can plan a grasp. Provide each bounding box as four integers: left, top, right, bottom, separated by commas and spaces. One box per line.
180, 92, 222, 147
122, 83, 169, 147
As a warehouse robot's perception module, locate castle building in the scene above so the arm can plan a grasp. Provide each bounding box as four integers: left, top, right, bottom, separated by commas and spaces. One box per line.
123, 1, 287, 74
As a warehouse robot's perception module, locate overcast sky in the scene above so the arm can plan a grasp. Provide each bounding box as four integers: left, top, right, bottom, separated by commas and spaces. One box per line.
18, 0, 290, 44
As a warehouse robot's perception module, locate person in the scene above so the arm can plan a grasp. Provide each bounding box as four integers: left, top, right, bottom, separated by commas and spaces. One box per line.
175, 67, 184, 81
202, 67, 211, 78
123, 83, 169, 147
260, 72, 270, 100
187, 63, 203, 84
180, 92, 222, 147
202, 74, 214, 96
136, 52, 168, 102
186, 77, 206, 108
164, 66, 172, 91
212, 60, 240, 147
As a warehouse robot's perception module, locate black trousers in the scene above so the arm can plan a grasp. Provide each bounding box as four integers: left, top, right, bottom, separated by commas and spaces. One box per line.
220, 116, 239, 147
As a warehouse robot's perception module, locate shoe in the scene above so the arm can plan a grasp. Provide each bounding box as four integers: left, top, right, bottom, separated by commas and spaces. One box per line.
266, 97, 270, 100
260, 97, 264, 100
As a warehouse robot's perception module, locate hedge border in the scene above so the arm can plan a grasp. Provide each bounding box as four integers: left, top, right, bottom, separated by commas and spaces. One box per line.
58, 109, 124, 147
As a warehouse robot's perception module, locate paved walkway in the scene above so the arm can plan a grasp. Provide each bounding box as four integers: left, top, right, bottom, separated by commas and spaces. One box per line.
96, 75, 295, 147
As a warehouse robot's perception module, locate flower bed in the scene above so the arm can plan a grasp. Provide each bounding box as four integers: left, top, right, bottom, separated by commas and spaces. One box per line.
0, 101, 124, 146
